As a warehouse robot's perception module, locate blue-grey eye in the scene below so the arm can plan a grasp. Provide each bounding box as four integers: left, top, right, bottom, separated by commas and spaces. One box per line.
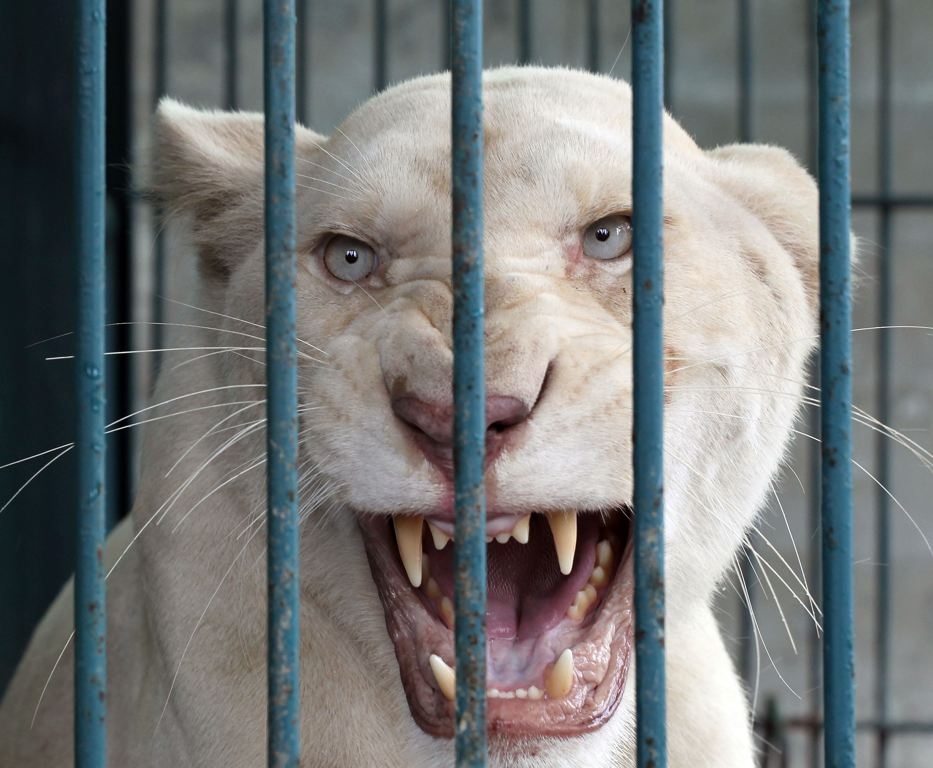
323, 235, 377, 281
583, 215, 633, 261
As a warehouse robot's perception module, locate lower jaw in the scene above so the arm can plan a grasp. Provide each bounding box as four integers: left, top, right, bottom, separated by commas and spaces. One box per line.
359, 514, 635, 738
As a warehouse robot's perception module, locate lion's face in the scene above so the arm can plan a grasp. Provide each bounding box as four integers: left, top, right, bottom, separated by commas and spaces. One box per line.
154, 67, 819, 748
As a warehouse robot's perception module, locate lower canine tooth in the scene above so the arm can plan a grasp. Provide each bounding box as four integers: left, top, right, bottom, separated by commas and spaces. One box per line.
429, 654, 456, 701
545, 648, 574, 700
394, 516, 424, 588
547, 511, 578, 575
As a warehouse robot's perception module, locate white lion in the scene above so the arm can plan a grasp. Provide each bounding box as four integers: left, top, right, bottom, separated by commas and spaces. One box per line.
1, 67, 824, 766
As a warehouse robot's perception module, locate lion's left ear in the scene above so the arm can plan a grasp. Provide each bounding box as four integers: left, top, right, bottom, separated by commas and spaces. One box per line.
149, 98, 326, 278
706, 144, 824, 308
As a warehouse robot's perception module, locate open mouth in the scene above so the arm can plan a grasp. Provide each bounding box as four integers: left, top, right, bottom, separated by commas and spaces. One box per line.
359, 507, 634, 737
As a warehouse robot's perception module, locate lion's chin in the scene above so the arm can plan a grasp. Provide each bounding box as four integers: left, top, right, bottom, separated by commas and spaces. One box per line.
358, 507, 634, 738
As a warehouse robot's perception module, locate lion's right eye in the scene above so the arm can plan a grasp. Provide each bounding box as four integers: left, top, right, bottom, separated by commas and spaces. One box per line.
323, 235, 377, 282
582, 214, 633, 261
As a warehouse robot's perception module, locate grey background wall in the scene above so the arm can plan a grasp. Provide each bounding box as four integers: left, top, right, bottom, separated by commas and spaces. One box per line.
1, 1, 930, 765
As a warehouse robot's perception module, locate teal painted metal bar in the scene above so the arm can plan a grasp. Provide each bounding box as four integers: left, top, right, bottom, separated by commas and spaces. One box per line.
450, 1, 487, 764
817, 1, 855, 766
263, 1, 300, 766
74, 0, 107, 765
631, 2, 666, 768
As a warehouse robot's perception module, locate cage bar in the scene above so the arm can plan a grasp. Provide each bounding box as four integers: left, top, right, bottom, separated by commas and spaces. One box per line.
263, 1, 300, 766
735, 0, 757, 691
152, 0, 168, 356
224, 0, 239, 110
662, 0, 674, 110
296, 0, 309, 124
74, 0, 107, 765
517, 0, 531, 64
586, 0, 600, 72
805, 5, 822, 765
450, 0, 487, 764
817, 1, 855, 767
737, 0, 753, 141
374, 0, 388, 92
873, 2, 893, 766
631, 2, 667, 768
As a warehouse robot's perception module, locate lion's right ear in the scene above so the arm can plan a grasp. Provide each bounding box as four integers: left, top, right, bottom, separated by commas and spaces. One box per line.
149, 98, 324, 278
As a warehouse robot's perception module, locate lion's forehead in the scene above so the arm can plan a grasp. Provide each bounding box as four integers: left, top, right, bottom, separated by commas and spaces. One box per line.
310, 78, 709, 266
328, 69, 638, 200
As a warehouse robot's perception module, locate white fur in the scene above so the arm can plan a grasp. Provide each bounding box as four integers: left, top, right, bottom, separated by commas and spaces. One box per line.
0, 67, 825, 766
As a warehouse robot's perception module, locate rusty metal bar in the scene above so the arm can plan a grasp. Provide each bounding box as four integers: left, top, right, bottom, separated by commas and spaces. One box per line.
631, 1, 667, 767
450, 0, 487, 764
263, 0, 300, 765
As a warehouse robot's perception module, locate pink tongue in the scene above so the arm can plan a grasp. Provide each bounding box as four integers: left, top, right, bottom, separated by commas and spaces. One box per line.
430, 515, 599, 640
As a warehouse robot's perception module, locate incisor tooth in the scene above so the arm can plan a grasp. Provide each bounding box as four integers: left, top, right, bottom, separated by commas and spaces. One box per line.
495, 532, 511, 544
394, 516, 424, 588
512, 514, 531, 544
428, 522, 451, 550
440, 597, 455, 628
589, 565, 608, 588
429, 654, 456, 702
596, 540, 614, 569
547, 511, 578, 575
545, 648, 574, 700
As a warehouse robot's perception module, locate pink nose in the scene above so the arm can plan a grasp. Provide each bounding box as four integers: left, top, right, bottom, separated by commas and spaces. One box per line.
391, 395, 531, 475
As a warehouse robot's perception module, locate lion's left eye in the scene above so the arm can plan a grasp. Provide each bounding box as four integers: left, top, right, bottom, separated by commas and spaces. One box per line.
323, 235, 377, 282
582, 215, 633, 261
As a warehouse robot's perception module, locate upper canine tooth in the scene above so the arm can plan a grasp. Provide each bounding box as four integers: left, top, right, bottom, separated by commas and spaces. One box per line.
394, 516, 424, 588
545, 648, 574, 700
547, 511, 578, 575
428, 522, 451, 551
512, 514, 531, 544
429, 653, 456, 702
